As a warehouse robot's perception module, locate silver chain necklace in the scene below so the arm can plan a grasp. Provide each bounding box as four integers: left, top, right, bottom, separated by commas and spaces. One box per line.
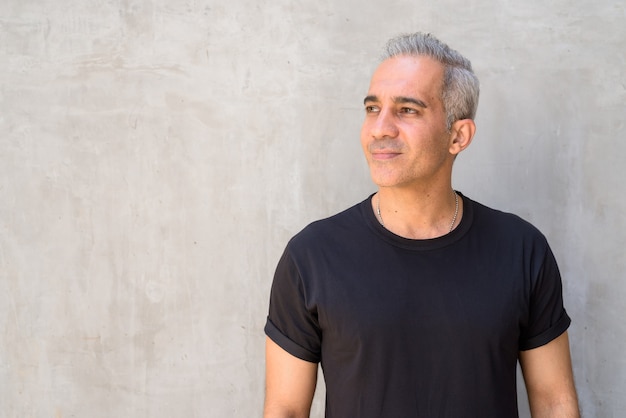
376, 191, 459, 233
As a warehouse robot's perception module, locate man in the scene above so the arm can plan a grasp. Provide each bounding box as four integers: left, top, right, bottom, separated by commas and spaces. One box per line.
264, 32, 579, 417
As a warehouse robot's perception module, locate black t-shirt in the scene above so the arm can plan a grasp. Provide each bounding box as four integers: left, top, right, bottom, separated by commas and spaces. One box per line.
265, 193, 571, 417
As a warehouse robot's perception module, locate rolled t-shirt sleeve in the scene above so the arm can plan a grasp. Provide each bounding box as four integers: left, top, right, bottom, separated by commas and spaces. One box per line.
265, 245, 321, 363
519, 243, 571, 351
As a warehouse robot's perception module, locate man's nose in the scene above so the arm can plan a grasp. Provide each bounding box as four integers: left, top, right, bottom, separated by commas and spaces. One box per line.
370, 109, 399, 139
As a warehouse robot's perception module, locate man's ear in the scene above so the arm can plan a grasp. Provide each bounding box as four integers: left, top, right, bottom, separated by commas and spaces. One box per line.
449, 119, 476, 156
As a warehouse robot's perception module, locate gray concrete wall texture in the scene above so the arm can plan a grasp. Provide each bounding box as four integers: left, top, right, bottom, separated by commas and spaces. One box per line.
1, 0, 624, 416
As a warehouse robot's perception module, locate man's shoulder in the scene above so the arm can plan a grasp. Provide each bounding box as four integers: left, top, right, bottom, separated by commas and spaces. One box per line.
469, 196, 548, 243
288, 197, 370, 249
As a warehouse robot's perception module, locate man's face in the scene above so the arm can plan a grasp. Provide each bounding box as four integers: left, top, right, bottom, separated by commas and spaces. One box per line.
360, 55, 454, 189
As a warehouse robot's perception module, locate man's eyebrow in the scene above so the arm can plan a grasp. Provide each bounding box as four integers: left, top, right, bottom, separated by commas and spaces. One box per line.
363, 95, 378, 105
363, 95, 428, 109
394, 96, 428, 108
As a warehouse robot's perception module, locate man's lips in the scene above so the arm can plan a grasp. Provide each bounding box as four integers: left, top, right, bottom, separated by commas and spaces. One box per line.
371, 150, 401, 160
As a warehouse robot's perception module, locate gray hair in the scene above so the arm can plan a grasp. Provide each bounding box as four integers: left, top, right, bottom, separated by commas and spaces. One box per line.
381, 32, 480, 130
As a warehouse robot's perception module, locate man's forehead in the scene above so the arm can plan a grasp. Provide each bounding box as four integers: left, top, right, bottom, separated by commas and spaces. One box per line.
367, 55, 444, 101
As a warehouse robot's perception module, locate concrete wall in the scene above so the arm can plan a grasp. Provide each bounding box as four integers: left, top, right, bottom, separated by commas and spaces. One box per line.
1, 0, 624, 416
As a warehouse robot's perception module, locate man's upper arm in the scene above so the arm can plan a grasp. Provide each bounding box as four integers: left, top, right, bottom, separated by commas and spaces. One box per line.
519, 331, 580, 418
264, 336, 318, 418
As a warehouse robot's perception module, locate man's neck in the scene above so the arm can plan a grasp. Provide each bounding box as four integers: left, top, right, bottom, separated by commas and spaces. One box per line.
373, 185, 462, 239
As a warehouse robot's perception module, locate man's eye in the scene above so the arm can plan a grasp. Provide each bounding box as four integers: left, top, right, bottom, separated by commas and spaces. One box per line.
400, 107, 417, 114
365, 105, 379, 113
